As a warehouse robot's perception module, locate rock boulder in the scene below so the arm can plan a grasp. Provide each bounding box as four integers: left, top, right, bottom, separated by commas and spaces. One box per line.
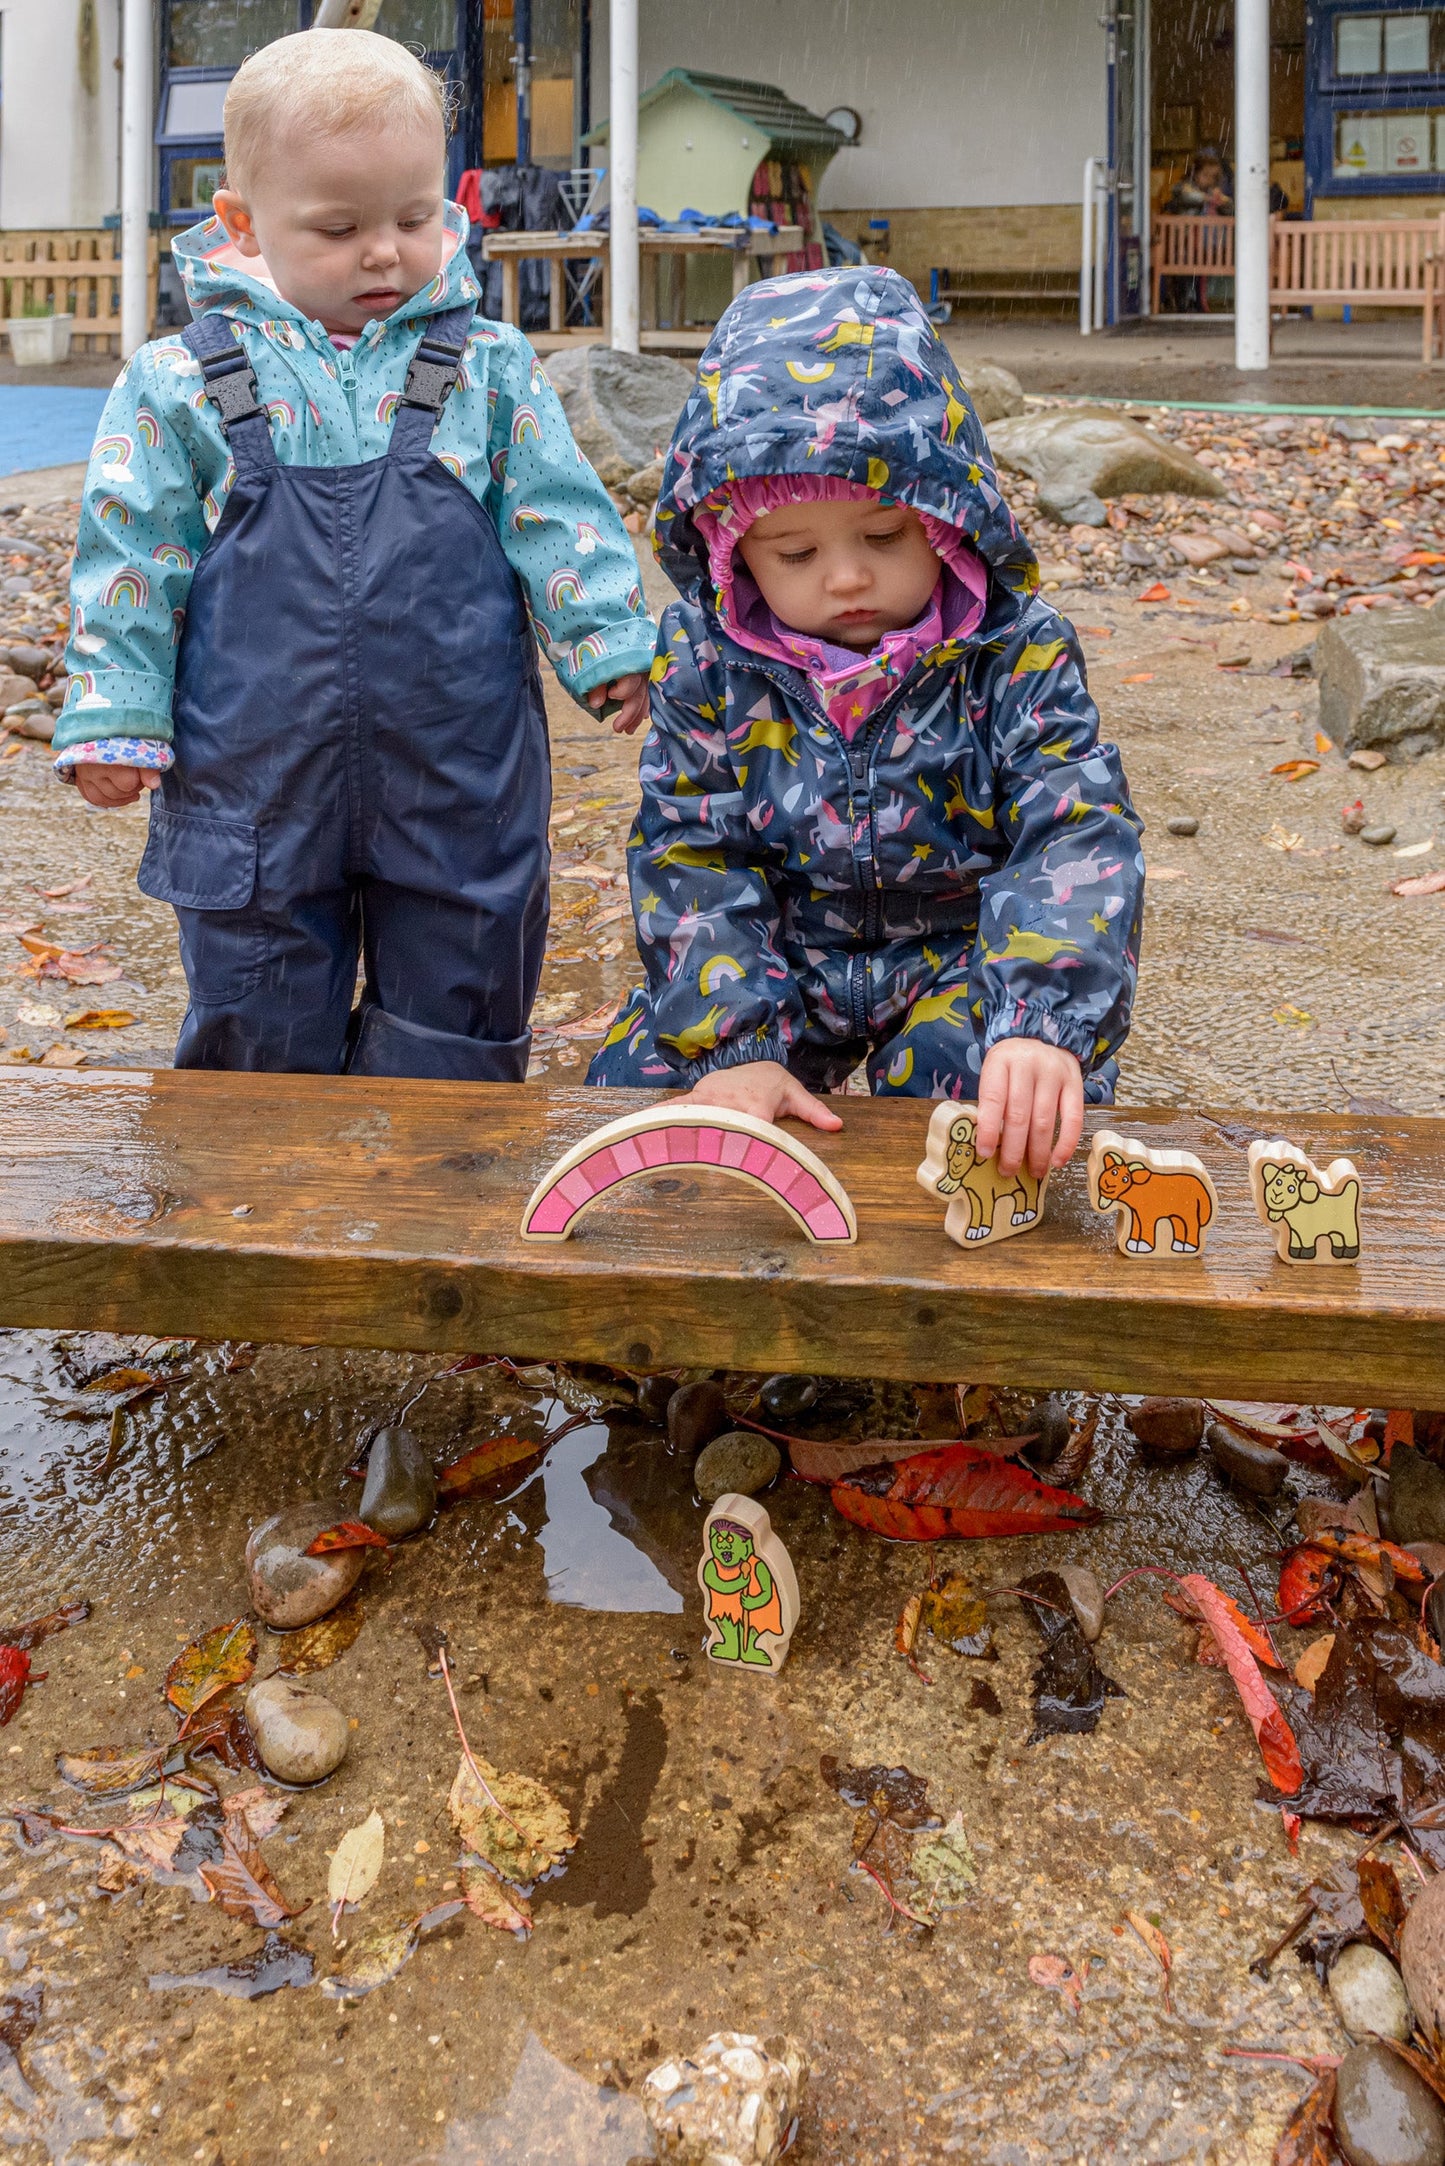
542, 346, 695, 487
985, 409, 1227, 526
1317, 605, 1445, 761
954, 360, 1026, 425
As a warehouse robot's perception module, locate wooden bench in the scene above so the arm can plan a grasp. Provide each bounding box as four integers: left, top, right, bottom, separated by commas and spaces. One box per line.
480, 226, 803, 355
928, 266, 1081, 317
0, 1070, 1442, 1407
1150, 211, 1445, 362
0, 229, 161, 358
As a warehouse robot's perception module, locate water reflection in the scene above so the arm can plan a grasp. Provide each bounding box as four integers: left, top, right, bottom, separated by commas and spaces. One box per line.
428, 2031, 651, 2164
538, 1421, 684, 1614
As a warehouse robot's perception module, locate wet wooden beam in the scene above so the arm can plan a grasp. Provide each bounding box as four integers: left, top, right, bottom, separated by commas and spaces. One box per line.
0, 1070, 1440, 1405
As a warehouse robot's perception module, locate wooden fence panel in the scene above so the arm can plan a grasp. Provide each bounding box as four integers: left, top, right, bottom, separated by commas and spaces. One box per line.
0, 230, 161, 357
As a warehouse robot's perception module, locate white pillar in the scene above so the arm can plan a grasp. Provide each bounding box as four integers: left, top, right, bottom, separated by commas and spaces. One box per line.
1234, 0, 1270, 370
120, 0, 154, 359
609, 0, 639, 355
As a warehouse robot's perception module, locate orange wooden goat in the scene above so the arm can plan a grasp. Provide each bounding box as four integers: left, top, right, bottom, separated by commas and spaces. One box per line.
1088, 1130, 1218, 1258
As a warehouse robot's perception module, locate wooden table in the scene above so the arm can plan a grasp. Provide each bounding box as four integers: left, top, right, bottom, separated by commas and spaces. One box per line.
480, 227, 805, 354
0, 1072, 1442, 1405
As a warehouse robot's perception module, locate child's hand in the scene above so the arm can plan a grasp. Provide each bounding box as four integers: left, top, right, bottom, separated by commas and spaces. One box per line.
587, 674, 649, 735
975, 1040, 1084, 1180
686, 1058, 843, 1134
72, 764, 161, 809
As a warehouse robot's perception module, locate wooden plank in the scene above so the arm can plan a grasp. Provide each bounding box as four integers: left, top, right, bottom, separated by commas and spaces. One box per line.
0, 1073, 1444, 1404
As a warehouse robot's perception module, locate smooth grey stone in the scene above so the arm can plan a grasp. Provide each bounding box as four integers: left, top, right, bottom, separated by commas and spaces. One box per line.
1330, 1943, 1413, 2043
1205, 1419, 1288, 1497
245, 1502, 367, 1629
988, 410, 1226, 514
694, 1431, 781, 1504
1023, 1395, 1071, 1468
1361, 825, 1399, 846
1334, 2039, 1445, 2166
542, 345, 696, 481
1166, 815, 1200, 836
1056, 1564, 1105, 1644
759, 1374, 818, 1423
244, 1676, 350, 1786
666, 1381, 729, 1457
633, 1373, 678, 1425
1317, 603, 1445, 763
1039, 485, 1107, 527
358, 1426, 435, 1538
1401, 1873, 1445, 2045
951, 359, 1025, 424
1386, 1444, 1445, 1547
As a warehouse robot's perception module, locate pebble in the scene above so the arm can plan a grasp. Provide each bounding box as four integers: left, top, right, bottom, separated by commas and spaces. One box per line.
666, 1381, 729, 1456
244, 1676, 350, 1786
1205, 1418, 1288, 1497
1387, 1445, 1445, 1547
1406, 1541, 1445, 1579
1055, 1564, 1105, 1643
1022, 1395, 1071, 1468
633, 1373, 678, 1425
1330, 1943, 1414, 2043
641, 2032, 807, 2166
358, 1426, 435, 1538
1430, 1581, 1445, 1647
694, 1430, 781, 1503
759, 1373, 819, 1423
1401, 1871, 1445, 2044
1334, 2039, 1445, 2166
1361, 825, 1399, 847
245, 1501, 368, 1629
1127, 1396, 1204, 1459
1166, 815, 1199, 837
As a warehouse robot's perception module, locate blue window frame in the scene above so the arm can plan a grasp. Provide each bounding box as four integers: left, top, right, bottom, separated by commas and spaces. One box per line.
1307, 0, 1445, 199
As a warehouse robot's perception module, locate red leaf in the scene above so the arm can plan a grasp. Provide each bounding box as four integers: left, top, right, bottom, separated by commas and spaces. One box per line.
789, 1436, 946, 1486
436, 1436, 548, 1501
1308, 1531, 1427, 1585
1279, 1545, 1335, 1625
829, 1442, 1099, 1541
0, 1647, 29, 1726
0, 1601, 89, 1653
1173, 1574, 1303, 1795
1274, 2069, 1341, 2166
1165, 1582, 1283, 1669
304, 1522, 391, 1556
1138, 581, 1171, 602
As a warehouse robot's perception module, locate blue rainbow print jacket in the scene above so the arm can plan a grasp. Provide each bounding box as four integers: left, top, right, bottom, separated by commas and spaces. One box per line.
57, 205, 655, 754
587, 265, 1144, 1099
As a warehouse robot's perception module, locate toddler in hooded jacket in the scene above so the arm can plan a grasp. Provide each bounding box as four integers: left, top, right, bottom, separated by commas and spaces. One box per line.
589, 267, 1144, 1179
59, 30, 654, 1079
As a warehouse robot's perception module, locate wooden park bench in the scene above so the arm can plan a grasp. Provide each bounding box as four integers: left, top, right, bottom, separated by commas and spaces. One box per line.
1150, 211, 1445, 363
0, 1069, 1441, 1408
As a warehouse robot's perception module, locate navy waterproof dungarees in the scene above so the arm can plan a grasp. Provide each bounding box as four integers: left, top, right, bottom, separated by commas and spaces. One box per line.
137, 305, 550, 1080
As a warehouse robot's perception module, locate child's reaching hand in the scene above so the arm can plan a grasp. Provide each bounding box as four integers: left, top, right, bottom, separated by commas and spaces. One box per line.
975, 1040, 1084, 1181
587, 674, 649, 735
687, 1058, 843, 1134
72, 764, 162, 809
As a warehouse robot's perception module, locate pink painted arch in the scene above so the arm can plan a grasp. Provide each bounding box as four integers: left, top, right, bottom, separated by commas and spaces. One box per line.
519, 1108, 857, 1245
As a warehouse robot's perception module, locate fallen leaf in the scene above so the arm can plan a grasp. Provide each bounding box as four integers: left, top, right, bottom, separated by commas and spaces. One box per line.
786, 1435, 939, 1486
1390, 869, 1445, 896
222, 1787, 288, 1843
1273, 1004, 1314, 1026
829, 1442, 1100, 1541
274, 1595, 365, 1675
165, 1618, 257, 1720
1279, 1546, 1335, 1626
1272, 760, 1321, 782
436, 1435, 548, 1500
1294, 1636, 1336, 1694
1358, 1855, 1406, 1958
1020, 1569, 1125, 1741
1121, 671, 1155, 684
1171, 1574, 1302, 1795
920, 1573, 992, 1657
321, 1900, 464, 2001
1314, 732, 1334, 755
1273, 2069, 1339, 2166
1308, 1531, 1427, 1585
80, 1368, 158, 1395
894, 1591, 924, 1669
304, 1522, 390, 1556
183, 1706, 263, 1774
1265, 823, 1303, 851
34, 877, 92, 900
56, 1743, 178, 1796
550, 1000, 622, 1040
1147, 865, 1189, 881
1137, 582, 1171, 603
328, 1809, 385, 1918
148, 1931, 314, 2001
448, 1755, 576, 1883
0, 1648, 30, 1726
1125, 1908, 1174, 2013
1395, 837, 1437, 858
199, 1817, 307, 1929
1052, 1405, 1099, 1489
36, 1045, 86, 1068
1029, 1952, 1084, 2015
64, 1010, 135, 1030
821, 1757, 938, 1823
1166, 1581, 1283, 1670
0, 1601, 89, 1652
911, 1812, 977, 1916
460, 1857, 533, 1936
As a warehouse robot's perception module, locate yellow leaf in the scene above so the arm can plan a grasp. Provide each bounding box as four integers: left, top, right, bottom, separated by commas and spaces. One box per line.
65, 1009, 136, 1030
448, 1755, 576, 1884
164, 1617, 257, 1718
328, 1809, 385, 1913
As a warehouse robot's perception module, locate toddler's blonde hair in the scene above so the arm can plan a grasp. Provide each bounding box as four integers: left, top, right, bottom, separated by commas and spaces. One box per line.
223, 30, 447, 194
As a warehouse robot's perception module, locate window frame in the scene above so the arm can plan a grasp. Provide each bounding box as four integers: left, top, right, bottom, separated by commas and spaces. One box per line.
1307, 0, 1445, 196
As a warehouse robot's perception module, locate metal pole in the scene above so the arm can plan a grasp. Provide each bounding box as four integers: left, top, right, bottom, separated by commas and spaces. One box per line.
1080, 159, 1096, 337
120, 0, 154, 358
514, 0, 532, 168
609, 0, 639, 354
1235, 0, 1270, 370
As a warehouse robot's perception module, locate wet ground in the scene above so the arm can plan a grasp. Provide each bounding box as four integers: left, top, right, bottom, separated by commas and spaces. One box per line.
1, 413, 1444, 2161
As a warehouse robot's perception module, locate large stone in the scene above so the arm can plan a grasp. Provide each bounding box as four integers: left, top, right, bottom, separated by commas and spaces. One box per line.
641, 2032, 807, 2166
4, 700, 54, 742
694, 1430, 781, 1503
1330, 1942, 1414, 2043
1401, 1872, 1445, 2044
359, 1425, 435, 1538
954, 359, 1026, 425
244, 1675, 350, 1786
0, 672, 36, 715
246, 1501, 367, 1629
542, 346, 694, 487
1317, 607, 1445, 762
1385, 1444, 1445, 1548
1334, 2038, 1445, 2166
985, 410, 1227, 526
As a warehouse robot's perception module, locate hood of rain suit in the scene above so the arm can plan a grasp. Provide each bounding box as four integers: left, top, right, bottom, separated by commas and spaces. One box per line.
170, 201, 478, 327
652, 263, 1039, 627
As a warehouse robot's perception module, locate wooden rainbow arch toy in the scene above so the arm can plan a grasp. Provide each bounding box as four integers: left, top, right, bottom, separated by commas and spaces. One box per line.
519, 1104, 859, 1245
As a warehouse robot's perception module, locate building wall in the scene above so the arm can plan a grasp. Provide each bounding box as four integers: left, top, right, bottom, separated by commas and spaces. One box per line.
0, 0, 125, 228
590, 0, 1105, 292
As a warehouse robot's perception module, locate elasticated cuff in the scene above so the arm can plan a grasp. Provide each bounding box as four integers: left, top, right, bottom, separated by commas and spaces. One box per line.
682, 1027, 789, 1086
982, 1000, 1099, 1071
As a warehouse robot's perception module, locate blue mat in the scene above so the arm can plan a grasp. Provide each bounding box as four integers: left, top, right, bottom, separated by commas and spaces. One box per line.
0, 387, 110, 479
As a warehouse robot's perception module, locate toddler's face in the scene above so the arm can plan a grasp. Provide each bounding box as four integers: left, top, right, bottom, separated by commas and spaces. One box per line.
737, 497, 941, 651
213, 118, 446, 336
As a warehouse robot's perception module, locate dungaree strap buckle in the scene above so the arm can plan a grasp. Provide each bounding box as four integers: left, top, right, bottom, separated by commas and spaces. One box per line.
199, 348, 264, 431
401, 330, 468, 416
